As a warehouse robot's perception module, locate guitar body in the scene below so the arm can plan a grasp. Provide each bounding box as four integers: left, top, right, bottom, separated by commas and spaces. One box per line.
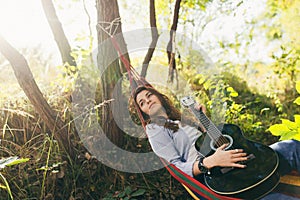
180, 96, 280, 199
195, 123, 279, 199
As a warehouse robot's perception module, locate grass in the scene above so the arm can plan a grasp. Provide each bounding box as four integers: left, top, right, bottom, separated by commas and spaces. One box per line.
0, 80, 190, 199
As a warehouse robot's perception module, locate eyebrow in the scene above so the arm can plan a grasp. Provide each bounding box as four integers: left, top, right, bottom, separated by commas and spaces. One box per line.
138, 91, 151, 105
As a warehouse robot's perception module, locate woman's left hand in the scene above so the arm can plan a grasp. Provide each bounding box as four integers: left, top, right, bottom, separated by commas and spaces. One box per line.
194, 104, 207, 114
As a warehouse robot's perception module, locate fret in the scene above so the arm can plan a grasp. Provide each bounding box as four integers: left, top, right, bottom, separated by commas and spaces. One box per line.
181, 96, 232, 149
189, 106, 222, 141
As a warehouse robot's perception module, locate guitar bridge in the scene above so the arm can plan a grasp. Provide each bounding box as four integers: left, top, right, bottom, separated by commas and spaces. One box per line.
246, 153, 256, 162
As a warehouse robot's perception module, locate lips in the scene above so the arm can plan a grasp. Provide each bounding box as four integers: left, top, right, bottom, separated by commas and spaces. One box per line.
149, 102, 156, 109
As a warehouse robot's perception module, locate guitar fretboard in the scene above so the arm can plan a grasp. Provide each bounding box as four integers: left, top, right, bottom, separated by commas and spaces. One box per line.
189, 106, 223, 142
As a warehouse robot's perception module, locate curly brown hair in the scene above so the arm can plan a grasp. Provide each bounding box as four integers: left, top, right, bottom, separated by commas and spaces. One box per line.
129, 86, 189, 132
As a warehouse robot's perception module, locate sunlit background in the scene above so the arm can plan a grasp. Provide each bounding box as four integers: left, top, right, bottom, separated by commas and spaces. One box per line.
0, 0, 298, 100
0, 0, 269, 62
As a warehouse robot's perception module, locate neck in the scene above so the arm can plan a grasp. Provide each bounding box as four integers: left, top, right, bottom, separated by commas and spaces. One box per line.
151, 112, 168, 119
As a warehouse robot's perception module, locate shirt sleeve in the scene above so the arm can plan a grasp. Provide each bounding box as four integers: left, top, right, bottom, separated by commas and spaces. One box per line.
146, 124, 195, 177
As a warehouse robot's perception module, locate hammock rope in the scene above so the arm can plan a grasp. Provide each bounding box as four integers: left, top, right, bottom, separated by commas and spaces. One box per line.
97, 18, 240, 200
97, 17, 122, 37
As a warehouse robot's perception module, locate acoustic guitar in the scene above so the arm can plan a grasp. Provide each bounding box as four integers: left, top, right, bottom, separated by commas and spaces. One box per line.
181, 96, 280, 199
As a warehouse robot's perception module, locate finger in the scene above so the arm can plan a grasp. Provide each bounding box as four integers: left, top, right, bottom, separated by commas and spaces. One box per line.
194, 104, 202, 111
194, 104, 207, 113
230, 149, 244, 154
200, 105, 207, 114
232, 156, 248, 162
233, 153, 247, 158
217, 143, 228, 150
231, 153, 247, 159
231, 163, 247, 168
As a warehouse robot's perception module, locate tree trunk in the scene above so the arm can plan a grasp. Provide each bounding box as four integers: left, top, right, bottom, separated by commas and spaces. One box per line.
167, 0, 181, 83
96, 0, 128, 146
0, 35, 75, 160
141, 0, 159, 78
41, 0, 77, 71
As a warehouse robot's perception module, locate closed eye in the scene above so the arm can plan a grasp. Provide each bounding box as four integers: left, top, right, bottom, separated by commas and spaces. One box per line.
146, 92, 152, 98
140, 101, 144, 107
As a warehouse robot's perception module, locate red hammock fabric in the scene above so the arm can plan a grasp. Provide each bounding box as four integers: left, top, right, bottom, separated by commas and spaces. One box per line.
110, 36, 240, 200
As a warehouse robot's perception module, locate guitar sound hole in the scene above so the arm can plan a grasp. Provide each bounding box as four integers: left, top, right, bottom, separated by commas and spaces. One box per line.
210, 134, 233, 151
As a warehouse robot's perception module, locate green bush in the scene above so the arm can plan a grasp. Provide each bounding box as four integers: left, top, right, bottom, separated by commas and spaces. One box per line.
268, 81, 300, 141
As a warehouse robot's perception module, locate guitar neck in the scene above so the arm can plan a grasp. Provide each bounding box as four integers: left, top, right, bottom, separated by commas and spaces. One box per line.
189, 106, 222, 140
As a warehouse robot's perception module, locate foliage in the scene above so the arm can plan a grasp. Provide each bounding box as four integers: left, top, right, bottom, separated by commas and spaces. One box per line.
267, 0, 300, 45
271, 45, 300, 85
268, 81, 300, 141
103, 186, 146, 200
0, 157, 29, 200
1, 0, 300, 199
0, 100, 64, 199
265, 0, 300, 93
181, 0, 212, 11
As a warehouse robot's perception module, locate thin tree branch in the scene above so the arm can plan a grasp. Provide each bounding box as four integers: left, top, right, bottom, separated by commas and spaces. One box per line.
141, 0, 159, 78
167, 0, 181, 83
41, 0, 77, 70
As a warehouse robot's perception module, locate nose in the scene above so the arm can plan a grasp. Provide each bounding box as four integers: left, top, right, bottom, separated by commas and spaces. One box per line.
146, 98, 151, 104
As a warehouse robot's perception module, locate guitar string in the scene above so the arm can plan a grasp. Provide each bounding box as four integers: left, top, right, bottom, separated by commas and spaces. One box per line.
199, 111, 230, 147
190, 107, 229, 147
182, 98, 230, 147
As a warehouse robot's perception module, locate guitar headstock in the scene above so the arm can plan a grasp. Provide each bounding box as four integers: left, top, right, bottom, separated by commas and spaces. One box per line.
180, 96, 195, 108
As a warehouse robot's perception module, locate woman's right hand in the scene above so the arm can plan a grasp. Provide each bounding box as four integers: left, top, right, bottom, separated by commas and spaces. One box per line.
203, 144, 248, 169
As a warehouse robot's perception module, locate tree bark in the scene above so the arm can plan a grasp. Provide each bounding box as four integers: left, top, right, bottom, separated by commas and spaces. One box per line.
96, 0, 128, 146
41, 0, 77, 70
167, 0, 181, 83
0, 35, 75, 160
141, 0, 159, 78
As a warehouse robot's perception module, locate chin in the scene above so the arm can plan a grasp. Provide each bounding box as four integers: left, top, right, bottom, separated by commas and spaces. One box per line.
149, 105, 164, 116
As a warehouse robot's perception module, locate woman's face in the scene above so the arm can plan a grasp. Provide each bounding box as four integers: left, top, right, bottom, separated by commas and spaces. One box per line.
136, 89, 165, 117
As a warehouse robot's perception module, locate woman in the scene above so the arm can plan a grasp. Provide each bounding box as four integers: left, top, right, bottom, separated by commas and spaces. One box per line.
132, 86, 300, 200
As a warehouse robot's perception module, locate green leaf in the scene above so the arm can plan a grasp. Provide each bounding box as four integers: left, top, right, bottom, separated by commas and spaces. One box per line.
131, 189, 146, 197
198, 77, 205, 85
260, 107, 270, 115
280, 130, 297, 140
294, 115, 300, 125
294, 133, 300, 141
0, 157, 18, 169
117, 191, 126, 198
125, 186, 132, 195
230, 91, 239, 97
227, 87, 238, 97
294, 97, 300, 105
227, 87, 234, 92
281, 119, 297, 129
6, 158, 29, 167
0, 173, 13, 199
296, 81, 300, 94
268, 124, 290, 136
0, 183, 7, 189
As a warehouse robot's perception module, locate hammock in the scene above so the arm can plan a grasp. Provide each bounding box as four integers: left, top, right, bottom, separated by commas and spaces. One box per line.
97, 19, 239, 199
108, 36, 241, 200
